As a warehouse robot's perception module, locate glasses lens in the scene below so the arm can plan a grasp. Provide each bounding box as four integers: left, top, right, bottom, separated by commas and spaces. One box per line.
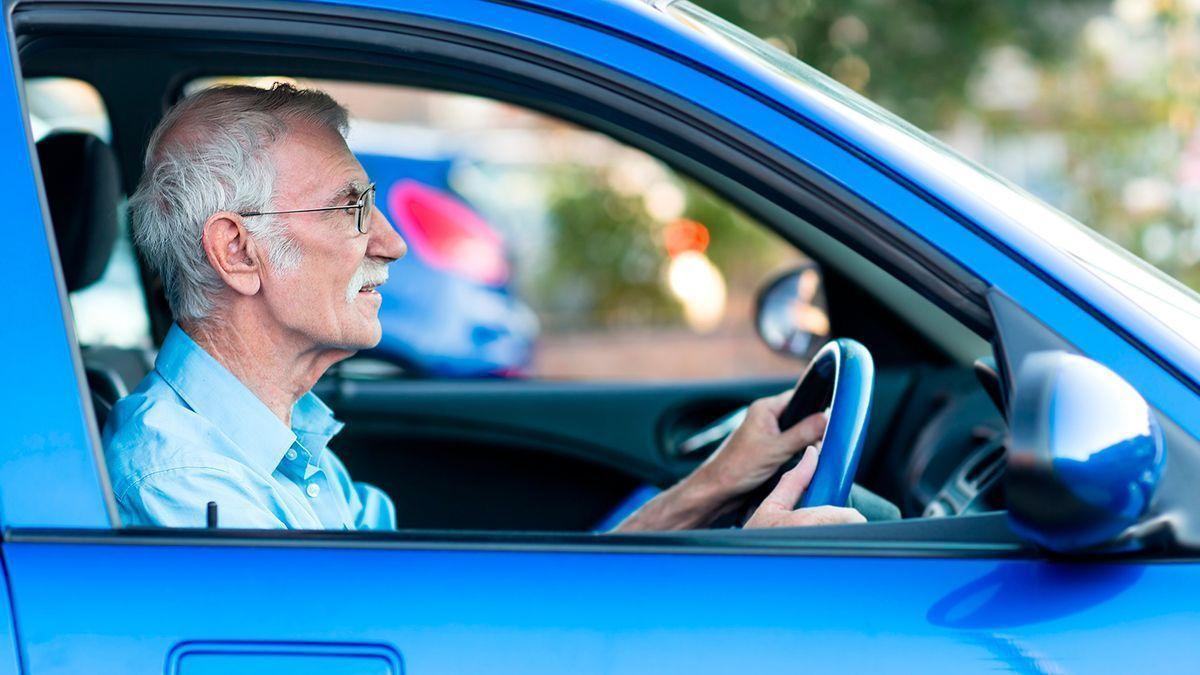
358, 185, 376, 234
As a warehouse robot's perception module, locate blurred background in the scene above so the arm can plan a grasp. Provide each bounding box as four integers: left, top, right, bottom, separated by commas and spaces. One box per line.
698, 0, 1200, 290
29, 0, 1200, 380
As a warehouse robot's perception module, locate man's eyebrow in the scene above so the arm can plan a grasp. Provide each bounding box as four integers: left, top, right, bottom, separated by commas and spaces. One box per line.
325, 179, 370, 207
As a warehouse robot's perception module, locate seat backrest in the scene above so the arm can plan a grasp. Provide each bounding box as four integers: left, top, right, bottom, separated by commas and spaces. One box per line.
37, 131, 147, 424
85, 364, 128, 432
37, 131, 120, 293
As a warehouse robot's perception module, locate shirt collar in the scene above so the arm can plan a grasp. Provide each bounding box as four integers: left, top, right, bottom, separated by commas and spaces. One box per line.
154, 323, 342, 476
292, 388, 344, 469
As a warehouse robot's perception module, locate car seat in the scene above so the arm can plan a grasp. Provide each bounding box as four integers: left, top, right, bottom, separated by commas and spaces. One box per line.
36, 130, 150, 430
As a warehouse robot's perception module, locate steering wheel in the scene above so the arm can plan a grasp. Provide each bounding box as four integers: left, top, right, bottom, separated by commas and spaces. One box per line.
739, 338, 875, 519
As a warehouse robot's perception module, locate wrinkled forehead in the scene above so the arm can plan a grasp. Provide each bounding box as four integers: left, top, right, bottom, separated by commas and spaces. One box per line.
269, 119, 367, 204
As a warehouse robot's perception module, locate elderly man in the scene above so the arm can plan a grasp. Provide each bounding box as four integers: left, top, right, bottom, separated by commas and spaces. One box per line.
104, 83, 864, 531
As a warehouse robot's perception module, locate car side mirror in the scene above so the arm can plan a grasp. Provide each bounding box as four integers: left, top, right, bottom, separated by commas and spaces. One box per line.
1006, 351, 1166, 552
754, 263, 831, 360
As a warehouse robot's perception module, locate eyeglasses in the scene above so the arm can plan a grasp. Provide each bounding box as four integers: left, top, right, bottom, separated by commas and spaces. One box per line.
239, 182, 377, 235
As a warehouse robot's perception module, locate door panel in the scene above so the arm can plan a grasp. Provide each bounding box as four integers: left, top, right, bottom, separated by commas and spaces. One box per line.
320, 370, 917, 530
321, 377, 793, 530
322, 378, 793, 480
0, 558, 24, 675
333, 429, 641, 531
171, 641, 402, 675
4, 538, 1197, 674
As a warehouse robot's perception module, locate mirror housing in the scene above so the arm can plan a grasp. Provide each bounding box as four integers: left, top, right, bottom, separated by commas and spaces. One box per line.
1006, 351, 1165, 552
754, 263, 831, 360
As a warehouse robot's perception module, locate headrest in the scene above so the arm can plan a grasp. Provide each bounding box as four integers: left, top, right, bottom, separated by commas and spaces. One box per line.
36, 131, 121, 292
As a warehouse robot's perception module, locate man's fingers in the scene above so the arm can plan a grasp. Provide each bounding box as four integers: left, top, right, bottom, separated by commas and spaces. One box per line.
757, 391, 792, 418
789, 506, 866, 526
745, 503, 867, 529
762, 445, 819, 509
779, 410, 827, 447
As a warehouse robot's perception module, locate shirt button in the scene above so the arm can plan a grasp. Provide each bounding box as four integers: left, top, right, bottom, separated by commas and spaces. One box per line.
306, 483, 320, 498
285, 448, 298, 461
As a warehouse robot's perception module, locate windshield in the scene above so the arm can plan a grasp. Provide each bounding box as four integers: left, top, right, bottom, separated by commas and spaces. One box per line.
663, 1, 1200, 353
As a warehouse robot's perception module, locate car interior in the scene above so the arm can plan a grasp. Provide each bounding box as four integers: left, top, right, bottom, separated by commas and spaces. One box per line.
17, 3, 1023, 549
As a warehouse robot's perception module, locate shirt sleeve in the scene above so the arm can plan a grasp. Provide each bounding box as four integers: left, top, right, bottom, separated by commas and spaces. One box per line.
117, 466, 288, 529
350, 481, 397, 531
320, 448, 396, 531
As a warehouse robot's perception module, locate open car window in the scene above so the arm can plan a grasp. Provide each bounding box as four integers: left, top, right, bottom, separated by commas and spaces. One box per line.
135, 76, 1000, 537
189, 76, 818, 382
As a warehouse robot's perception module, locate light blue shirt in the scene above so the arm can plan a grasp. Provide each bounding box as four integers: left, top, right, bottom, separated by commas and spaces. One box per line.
103, 324, 396, 530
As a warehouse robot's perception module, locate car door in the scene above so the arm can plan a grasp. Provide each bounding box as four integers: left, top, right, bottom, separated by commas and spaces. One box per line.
3, 2, 1199, 673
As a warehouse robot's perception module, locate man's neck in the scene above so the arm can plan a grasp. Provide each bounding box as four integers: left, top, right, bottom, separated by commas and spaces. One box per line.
180, 310, 350, 427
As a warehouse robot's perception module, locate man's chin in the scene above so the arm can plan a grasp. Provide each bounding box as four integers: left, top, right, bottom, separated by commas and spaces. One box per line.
345, 298, 384, 347
355, 319, 384, 351
323, 316, 382, 355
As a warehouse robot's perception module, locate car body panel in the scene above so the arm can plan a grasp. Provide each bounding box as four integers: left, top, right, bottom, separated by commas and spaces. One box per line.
0, 9, 111, 530
4, 538, 1200, 674
0, 557, 23, 675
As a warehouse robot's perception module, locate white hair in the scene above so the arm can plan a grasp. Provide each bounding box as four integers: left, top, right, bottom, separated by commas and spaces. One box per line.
129, 83, 350, 320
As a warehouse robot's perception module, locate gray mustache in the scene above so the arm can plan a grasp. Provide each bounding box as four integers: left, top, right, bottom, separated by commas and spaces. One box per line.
346, 260, 390, 302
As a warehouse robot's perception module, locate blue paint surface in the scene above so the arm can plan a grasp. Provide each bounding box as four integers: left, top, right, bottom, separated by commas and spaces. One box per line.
1008, 352, 1167, 551
0, 4, 111, 530
169, 641, 402, 675
5, 540, 1200, 674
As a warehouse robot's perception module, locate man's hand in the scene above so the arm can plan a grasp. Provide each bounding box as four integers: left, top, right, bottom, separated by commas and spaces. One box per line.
743, 445, 866, 528
692, 390, 827, 498
615, 390, 863, 532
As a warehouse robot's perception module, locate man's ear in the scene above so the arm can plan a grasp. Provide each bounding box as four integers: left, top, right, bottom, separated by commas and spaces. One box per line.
201, 211, 263, 297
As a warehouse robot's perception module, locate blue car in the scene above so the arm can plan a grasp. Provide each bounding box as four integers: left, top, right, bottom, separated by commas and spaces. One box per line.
353, 152, 536, 377
4, 1, 1199, 673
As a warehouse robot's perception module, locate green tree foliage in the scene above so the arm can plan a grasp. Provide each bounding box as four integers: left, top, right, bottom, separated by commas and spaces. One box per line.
540, 168, 682, 331
695, 0, 1200, 291
539, 165, 794, 331
694, 0, 1097, 130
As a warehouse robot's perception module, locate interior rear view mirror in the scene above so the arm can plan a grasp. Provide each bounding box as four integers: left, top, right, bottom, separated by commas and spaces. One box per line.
755, 263, 830, 360
1006, 351, 1165, 552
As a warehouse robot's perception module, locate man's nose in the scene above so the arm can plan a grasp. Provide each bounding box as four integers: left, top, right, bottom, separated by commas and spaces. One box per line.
366, 204, 406, 262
